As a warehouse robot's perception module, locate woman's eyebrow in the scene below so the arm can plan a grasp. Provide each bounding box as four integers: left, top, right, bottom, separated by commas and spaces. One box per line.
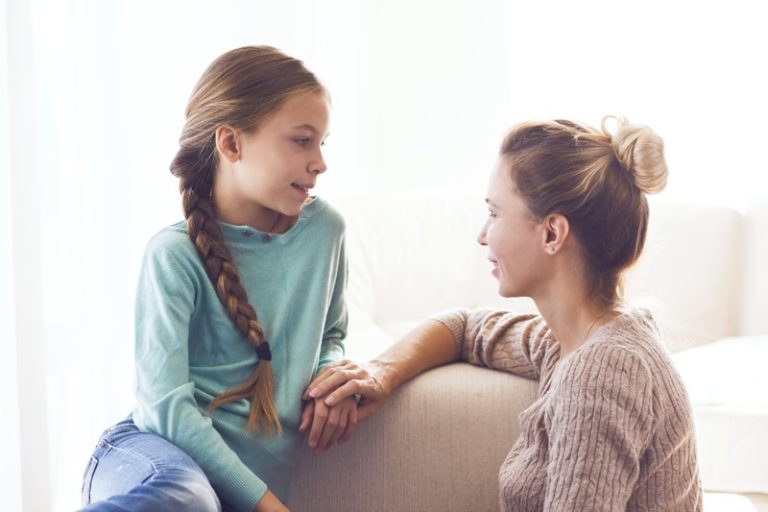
293, 124, 317, 133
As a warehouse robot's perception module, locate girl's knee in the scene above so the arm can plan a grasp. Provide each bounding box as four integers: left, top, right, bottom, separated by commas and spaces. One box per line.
151, 469, 221, 512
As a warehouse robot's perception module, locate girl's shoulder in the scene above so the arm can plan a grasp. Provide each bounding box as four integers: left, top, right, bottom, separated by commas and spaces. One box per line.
142, 221, 201, 269
146, 221, 195, 254
305, 197, 346, 233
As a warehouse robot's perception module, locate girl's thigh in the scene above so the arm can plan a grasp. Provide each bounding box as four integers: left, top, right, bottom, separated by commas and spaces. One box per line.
80, 416, 221, 512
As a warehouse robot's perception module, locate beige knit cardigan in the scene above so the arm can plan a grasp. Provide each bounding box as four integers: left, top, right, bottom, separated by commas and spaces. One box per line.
433, 307, 702, 512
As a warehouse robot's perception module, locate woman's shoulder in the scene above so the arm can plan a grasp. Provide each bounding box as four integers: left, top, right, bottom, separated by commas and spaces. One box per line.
563, 307, 696, 434
570, 307, 679, 384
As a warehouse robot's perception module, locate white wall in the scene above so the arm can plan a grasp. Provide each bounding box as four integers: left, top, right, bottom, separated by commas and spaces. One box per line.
0, 2, 23, 508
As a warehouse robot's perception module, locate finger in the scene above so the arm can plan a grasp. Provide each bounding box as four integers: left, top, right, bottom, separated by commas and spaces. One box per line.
338, 406, 358, 445
325, 379, 370, 406
308, 400, 329, 449
315, 406, 344, 454
298, 400, 314, 433
308, 368, 362, 399
303, 367, 336, 400
304, 360, 356, 399
357, 400, 382, 422
325, 411, 348, 449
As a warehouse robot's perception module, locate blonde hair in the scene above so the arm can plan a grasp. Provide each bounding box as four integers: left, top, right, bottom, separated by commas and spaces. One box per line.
500, 116, 668, 306
169, 46, 326, 434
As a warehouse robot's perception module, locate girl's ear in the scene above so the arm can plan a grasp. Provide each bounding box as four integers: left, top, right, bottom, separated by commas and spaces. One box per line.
541, 213, 570, 255
215, 125, 241, 163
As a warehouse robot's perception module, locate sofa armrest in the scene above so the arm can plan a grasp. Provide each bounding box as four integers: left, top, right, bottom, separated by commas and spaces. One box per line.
291, 363, 539, 512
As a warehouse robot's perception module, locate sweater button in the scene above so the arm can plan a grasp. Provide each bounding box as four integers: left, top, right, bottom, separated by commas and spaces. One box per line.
262, 233, 273, 242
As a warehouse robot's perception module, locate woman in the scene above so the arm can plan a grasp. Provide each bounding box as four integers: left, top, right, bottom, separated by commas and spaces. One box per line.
305, 117, 703, 511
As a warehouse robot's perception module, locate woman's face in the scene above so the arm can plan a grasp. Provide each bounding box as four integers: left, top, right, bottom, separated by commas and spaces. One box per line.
478, 158, 550, 298
229, 91, 330, 217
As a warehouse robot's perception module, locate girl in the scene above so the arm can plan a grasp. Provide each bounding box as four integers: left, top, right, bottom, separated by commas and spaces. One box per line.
80, 46, 357, 512
305, 118, 703, 510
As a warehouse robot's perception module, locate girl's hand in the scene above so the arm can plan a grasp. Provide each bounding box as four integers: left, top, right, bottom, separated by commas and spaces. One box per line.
253, 489, 289, 512
298, 395, 358, 454
302, 360, 392, 421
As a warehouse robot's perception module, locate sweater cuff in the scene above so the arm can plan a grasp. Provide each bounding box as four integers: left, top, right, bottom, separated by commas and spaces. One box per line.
214, 467, 268, 512
429, 309, 467, 351
317, 343, 345, 372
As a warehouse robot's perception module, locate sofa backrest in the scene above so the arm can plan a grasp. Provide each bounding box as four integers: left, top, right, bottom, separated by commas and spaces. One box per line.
328, 193, 764, 356
741, 202, 768, 336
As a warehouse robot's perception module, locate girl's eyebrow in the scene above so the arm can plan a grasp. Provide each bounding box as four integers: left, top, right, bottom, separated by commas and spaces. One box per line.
292, 124, 330, 139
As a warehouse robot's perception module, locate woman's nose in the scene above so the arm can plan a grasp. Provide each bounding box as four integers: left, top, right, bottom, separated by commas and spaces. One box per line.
477, 221, 489, 246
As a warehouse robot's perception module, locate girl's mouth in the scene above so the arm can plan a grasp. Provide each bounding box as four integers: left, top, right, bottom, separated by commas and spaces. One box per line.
291, 182, 312, 196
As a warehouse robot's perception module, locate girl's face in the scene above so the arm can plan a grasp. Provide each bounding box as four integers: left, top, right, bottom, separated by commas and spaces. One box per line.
477, 158, 550, 298
230, 91, 330, 218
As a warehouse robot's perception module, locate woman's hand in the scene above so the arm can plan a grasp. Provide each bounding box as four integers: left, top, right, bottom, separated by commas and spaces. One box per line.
253, 489, 289, 512
301, 321, 456, 436
298, 394, 358, 454
302, 359, 393, 421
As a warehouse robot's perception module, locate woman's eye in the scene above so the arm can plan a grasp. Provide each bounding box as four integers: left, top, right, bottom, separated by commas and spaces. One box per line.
293, 137, 310, 147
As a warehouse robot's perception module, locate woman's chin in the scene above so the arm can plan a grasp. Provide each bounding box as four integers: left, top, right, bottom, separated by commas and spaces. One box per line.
497, 281, 524, 299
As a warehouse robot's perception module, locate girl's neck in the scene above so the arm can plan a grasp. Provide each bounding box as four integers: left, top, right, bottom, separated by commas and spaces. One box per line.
212, 186, 295, 234
216, 203, 285, 233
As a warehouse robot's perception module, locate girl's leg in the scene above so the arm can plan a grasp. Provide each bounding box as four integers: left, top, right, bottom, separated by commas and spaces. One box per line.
79, 416, 221, 512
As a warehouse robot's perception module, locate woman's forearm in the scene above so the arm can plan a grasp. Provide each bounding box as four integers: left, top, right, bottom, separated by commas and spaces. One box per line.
305, 319, 460, 415
371, 319, 459, 394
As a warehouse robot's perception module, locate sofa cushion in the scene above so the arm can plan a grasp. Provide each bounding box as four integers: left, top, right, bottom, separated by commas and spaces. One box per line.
292, 363, 539, 512
673, 336, 768, 493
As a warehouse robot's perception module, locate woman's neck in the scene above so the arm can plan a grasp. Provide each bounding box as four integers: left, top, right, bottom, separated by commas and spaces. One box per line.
534, 279, 617, 360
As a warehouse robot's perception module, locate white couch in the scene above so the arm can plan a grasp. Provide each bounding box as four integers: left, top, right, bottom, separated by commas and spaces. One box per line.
291, 194, 768, 512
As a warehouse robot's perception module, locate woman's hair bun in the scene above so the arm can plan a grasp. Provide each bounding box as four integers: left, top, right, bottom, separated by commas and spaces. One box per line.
602, 116, 668, 194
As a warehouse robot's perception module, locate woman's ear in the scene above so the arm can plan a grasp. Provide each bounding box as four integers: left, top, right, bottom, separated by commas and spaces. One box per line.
215, 125, 241, 163
542, 213, 570, 255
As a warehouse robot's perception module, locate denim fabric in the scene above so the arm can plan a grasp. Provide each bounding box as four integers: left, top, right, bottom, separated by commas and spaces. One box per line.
79, 416, 237, 512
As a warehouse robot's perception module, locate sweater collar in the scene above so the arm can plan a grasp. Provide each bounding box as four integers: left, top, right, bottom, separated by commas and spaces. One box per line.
216, 196, 325, 246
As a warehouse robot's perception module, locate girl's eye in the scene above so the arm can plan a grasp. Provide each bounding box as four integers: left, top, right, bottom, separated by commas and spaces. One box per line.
293, 137, 310, 147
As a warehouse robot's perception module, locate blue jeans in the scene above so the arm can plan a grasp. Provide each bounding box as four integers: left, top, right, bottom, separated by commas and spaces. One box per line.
79, 416, 236, 512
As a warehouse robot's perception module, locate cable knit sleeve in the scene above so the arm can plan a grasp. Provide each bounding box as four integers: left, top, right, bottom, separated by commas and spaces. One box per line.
544, 344, 654, 511
430, 308, 558, 380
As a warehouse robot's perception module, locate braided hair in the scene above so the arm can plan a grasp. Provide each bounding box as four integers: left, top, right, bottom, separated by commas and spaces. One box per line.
169, 46, 325, 434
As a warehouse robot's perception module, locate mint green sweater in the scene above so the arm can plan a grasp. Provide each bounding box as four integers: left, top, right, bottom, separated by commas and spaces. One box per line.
132, 198, 347, 511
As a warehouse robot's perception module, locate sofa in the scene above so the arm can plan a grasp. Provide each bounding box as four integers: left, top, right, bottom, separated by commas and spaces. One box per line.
290, 193, 768, 512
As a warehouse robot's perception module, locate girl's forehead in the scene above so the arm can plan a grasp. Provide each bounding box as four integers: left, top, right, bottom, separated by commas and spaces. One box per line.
267, 92, 330, 130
